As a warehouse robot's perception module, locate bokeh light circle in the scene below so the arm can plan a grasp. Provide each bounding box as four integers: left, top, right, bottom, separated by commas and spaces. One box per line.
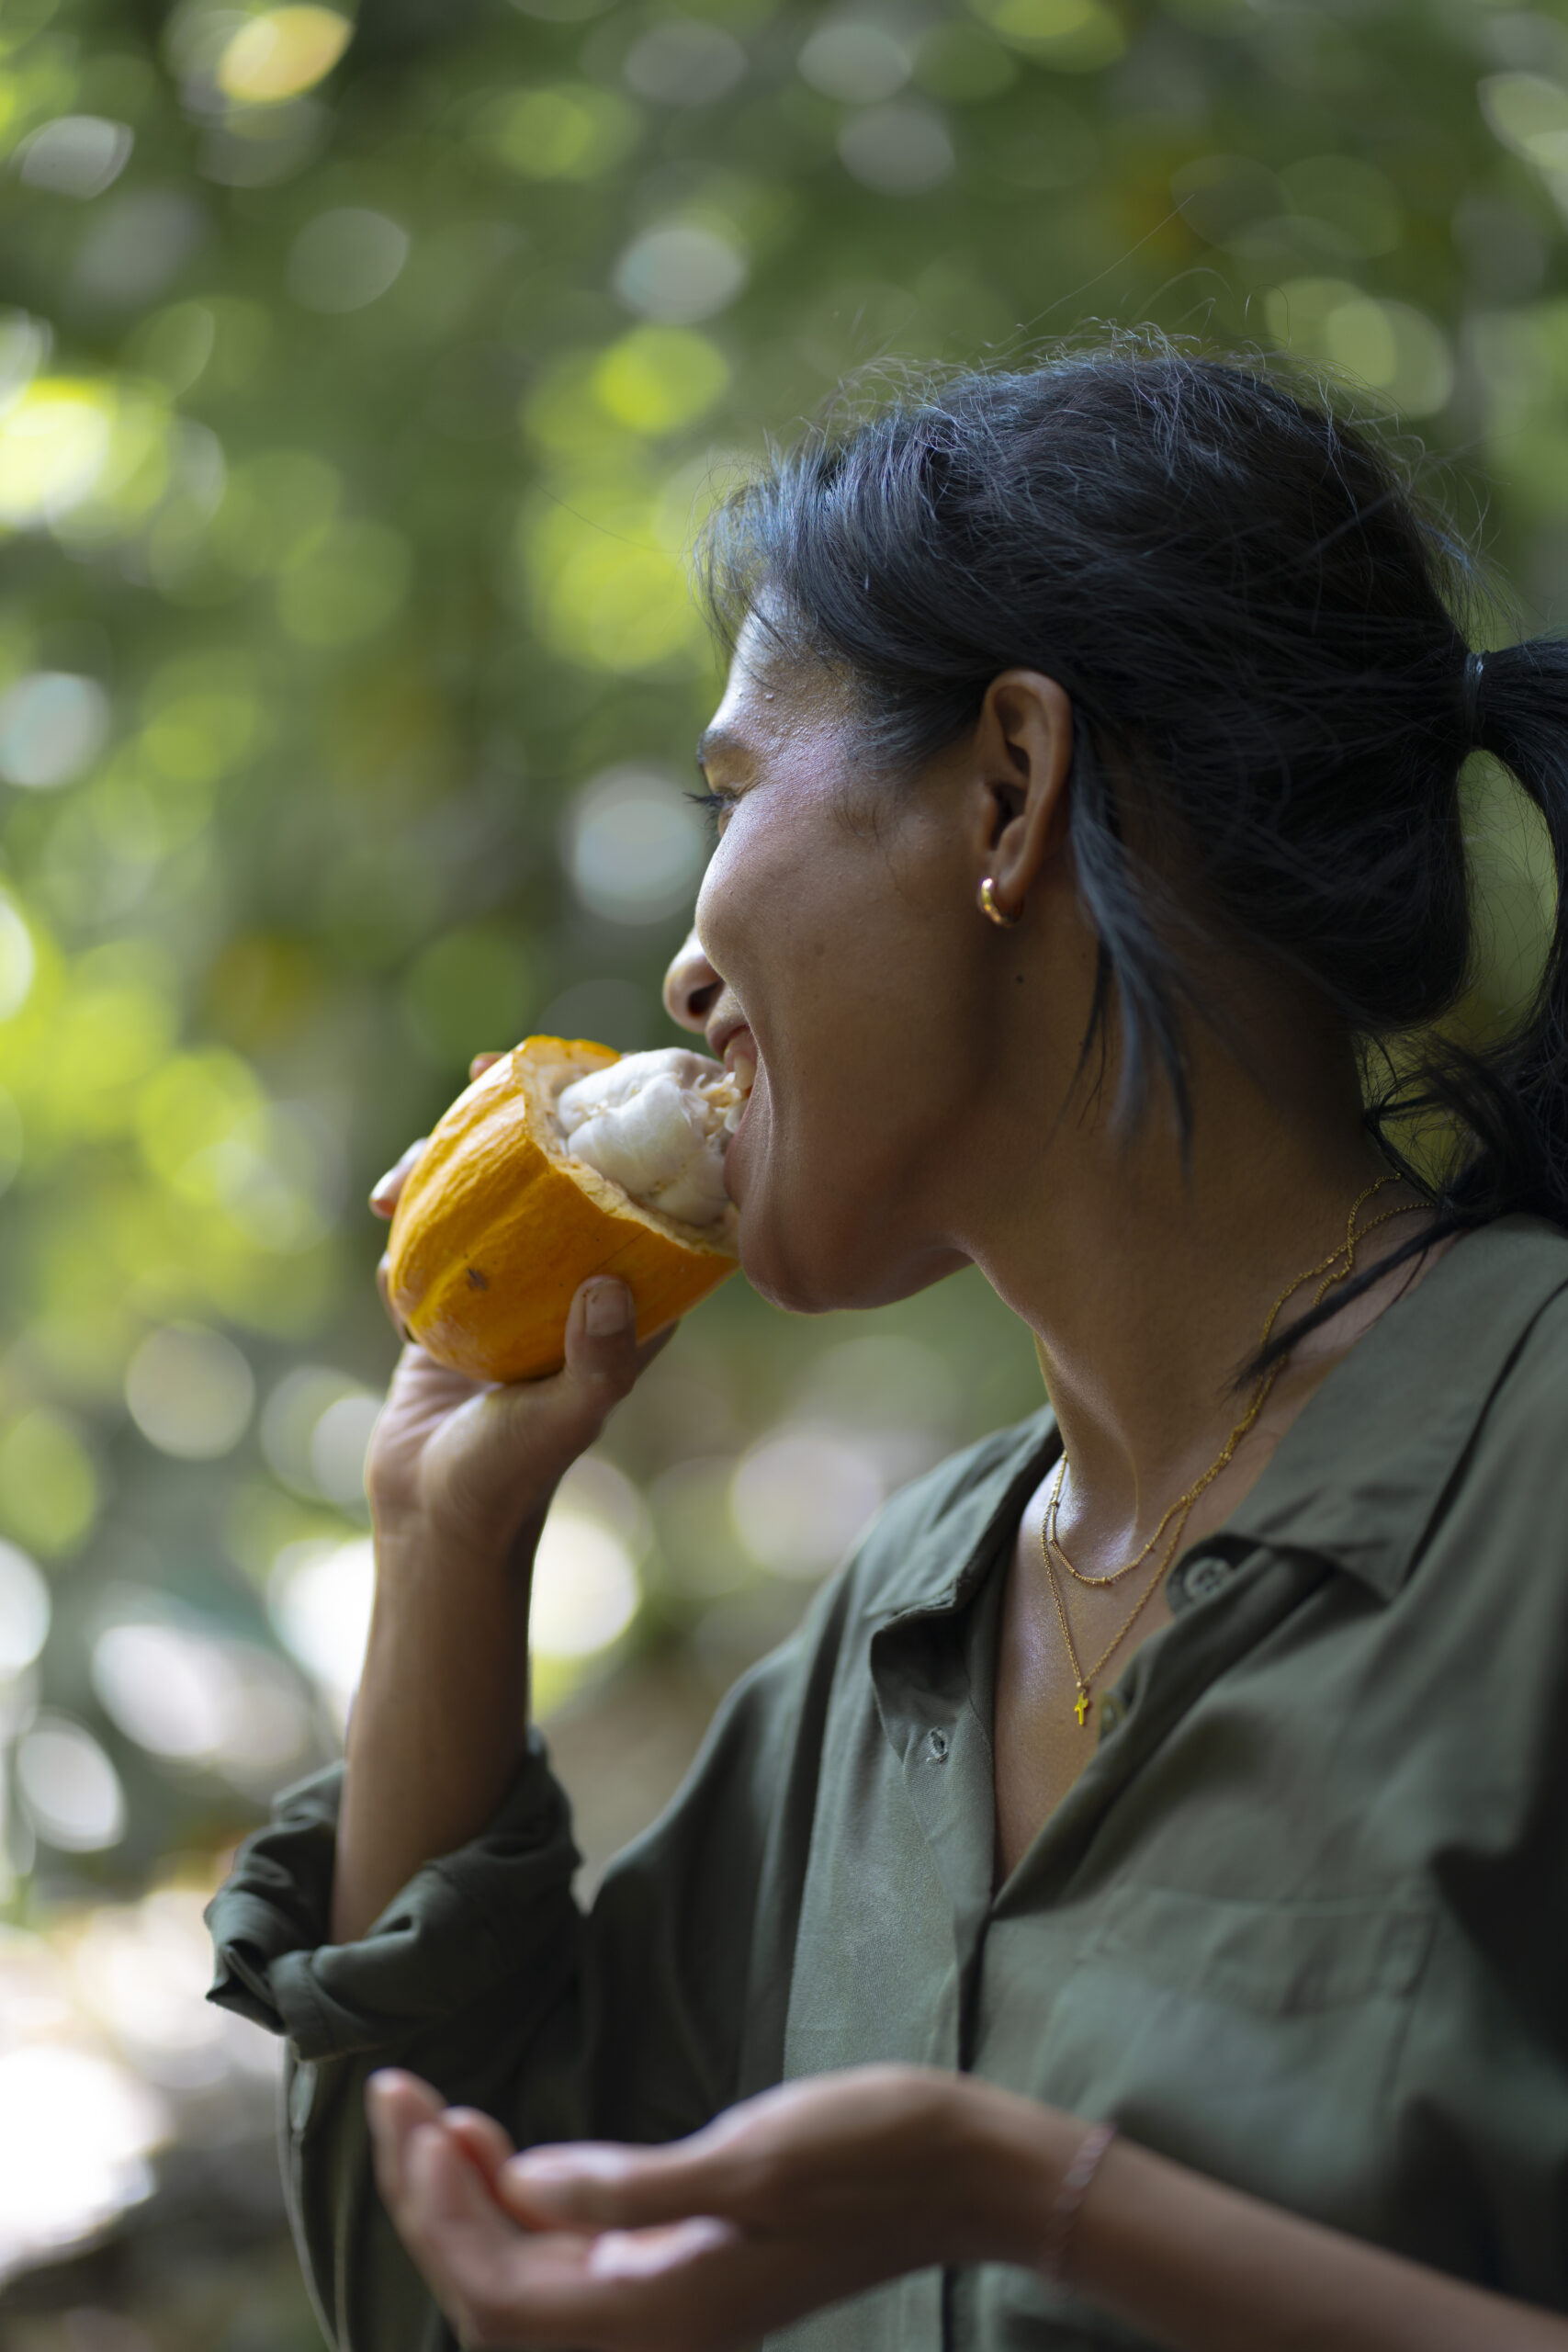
124, 1325, 255, 1460
0, 1539, 50, 1678
16, 1714, 126, 1852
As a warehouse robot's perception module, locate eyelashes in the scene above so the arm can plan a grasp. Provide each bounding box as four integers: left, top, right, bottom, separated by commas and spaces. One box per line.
685, 786, 735, 837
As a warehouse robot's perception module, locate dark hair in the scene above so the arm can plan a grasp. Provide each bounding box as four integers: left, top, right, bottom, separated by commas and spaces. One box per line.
696, 342, 1568, 1355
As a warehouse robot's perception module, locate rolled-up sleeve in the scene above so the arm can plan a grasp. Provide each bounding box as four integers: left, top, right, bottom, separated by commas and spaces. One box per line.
202, 1542, 867, 2352
206, 1732, 587, 2352
208, 1733, 581, 2061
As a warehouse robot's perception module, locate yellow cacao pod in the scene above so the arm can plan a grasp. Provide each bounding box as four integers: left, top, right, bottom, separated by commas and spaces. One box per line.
384, 1036, 740, 1384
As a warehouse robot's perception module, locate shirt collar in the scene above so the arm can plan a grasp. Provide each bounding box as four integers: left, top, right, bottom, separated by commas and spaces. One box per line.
866, 1409, 1057, 1627
869, 1213, 1568, 1623
1209, 1213, 1568, 1600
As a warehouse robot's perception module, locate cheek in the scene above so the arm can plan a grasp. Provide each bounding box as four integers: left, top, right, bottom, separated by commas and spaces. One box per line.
696, 789, 971, 1180
694, 808, 829, 1020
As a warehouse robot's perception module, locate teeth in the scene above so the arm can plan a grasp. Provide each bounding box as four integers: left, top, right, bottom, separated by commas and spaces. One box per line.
702, 1056, 753, 1136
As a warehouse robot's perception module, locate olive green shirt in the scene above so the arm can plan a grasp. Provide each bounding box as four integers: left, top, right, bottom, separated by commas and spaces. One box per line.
208, 1214, 1568, 2350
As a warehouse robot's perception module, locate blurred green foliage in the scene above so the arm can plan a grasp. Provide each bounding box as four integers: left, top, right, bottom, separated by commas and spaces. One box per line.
6, 0, 1568, 2334
1, 0, 1566, 1900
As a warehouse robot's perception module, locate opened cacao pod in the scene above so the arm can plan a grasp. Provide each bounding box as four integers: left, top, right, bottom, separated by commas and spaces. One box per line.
385, 1036, 746, 1384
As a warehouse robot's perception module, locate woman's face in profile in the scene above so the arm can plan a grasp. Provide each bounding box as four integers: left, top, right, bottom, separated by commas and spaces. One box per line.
666, 615, 987, 1317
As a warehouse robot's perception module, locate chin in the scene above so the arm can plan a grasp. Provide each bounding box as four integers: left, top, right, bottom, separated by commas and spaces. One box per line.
728, 1098, 964, 1315
736, 1188, 962, 1317
730, 1183, 864, 1314
730, 1194, 840, 1313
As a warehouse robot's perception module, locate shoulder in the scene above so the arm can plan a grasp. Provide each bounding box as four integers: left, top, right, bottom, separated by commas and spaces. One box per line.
1398, 1218, 1568, 1555
1474, 1249, 1568, 1453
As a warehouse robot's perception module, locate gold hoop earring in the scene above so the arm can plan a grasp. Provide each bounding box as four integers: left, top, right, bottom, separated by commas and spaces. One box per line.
978, 876, 1022, 929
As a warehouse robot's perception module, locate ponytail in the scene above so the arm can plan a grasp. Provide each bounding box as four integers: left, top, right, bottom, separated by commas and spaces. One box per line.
1395, 638, 1568, 1232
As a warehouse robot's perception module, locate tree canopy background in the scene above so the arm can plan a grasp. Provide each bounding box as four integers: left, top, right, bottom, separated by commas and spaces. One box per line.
0, 0, 1564, 2339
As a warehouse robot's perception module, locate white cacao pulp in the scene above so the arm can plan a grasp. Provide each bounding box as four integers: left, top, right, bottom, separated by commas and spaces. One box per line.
555, 1047, 751, 1230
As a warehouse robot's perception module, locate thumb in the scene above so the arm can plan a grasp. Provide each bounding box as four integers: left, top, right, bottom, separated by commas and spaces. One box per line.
463, 1282, 670, 1491
464, 1281, 653, 1463
551, 1278, 676, 1414
569, 1276, 640, 1360
415, 1283, 675, 1555
496, 2140, 733, 2233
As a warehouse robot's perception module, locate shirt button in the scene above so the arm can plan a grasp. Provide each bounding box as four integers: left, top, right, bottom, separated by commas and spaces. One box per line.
926, 1728, 949, 1761
1097, 1690, 1126, 1739
1179, 1553, 1236, 1604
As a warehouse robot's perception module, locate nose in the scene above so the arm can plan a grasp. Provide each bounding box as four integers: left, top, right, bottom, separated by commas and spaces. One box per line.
662, 927, 723, 1034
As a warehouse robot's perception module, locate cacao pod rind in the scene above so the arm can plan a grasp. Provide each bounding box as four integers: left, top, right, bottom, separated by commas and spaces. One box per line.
385, 1036, 739, 1384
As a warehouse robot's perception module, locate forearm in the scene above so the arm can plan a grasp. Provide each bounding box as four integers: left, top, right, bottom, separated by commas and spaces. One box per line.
331, 1521, 538, 1944
945, 2083, 1566, 2352
1066, 2130, 1567, 2352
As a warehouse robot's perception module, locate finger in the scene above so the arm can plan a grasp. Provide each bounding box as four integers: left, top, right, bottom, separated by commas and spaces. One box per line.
404, 2151, 822, 2352
519, 1281, 656, 1423
400, 2127, 621, 2350
445, 1282, 642, 1486
367, 2070, 446, 2218
445, 2106, 517, 2195
568, 1279, 639, 1362
399, 2120, 518, 2308
585, 2217, 741, 2280
558, 1284, 678, 1390
501, 2140, 736, 2233
468, 1052, 505, 1082
376, 1250, 415, 1343
369, 1138, 429, 1220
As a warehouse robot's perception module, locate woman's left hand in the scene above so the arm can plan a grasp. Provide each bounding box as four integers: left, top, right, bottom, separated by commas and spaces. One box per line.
367, 2064, 1068, 2351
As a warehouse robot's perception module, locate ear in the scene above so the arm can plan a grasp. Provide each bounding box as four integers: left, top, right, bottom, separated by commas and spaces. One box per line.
966, 672, 1074, 923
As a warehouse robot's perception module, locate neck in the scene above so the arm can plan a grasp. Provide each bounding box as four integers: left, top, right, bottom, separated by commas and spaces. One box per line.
966, 1017, 1423, 1557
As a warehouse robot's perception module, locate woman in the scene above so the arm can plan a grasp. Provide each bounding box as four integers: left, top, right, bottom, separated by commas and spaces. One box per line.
209, 347, 1568, 2350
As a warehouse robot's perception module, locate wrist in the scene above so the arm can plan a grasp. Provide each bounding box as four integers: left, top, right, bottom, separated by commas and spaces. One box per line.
1038, 2120, 1120, 2290
945, 2080, 1087, 2269
370, 1504, 545, 1590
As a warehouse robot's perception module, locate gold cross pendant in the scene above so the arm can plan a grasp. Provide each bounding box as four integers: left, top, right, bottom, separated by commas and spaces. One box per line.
1074, 1684, 1091, 1727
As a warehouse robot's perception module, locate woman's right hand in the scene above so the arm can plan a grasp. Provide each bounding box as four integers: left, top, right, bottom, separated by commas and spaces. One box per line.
364, 1055, 674, 1574
332, 1057, 677, 1942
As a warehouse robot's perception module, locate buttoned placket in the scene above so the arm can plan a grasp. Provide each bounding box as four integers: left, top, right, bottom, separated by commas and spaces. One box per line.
868, 1600, 999, 2073
871, 1538, 1320, 2010
866, 1524, 1334, 2352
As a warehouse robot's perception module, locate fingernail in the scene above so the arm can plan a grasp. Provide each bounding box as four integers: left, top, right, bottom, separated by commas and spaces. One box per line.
369, 1170, 398, 1204
585, 1282, 631, 1338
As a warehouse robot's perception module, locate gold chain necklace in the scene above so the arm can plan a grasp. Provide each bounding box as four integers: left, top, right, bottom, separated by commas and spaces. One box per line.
1043, 1188, 1410, 1592
1042, 1178, 1414, 1727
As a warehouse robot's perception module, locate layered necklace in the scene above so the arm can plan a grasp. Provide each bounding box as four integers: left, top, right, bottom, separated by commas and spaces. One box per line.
1043, 1176, 1415, 1729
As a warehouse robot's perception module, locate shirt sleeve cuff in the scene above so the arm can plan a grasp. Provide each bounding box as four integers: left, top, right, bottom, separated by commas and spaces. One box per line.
204, 1732, 581, 2064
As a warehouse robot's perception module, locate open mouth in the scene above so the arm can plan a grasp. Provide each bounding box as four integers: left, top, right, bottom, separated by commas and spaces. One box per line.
722, 1023, 758, 1082
720, 1028, 757, 1155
